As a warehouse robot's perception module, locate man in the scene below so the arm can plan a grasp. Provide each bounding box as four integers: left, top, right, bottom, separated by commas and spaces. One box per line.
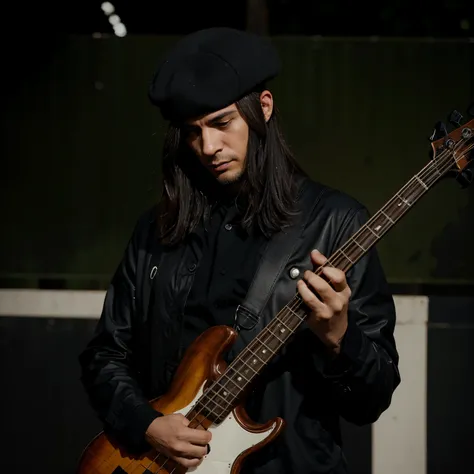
79, 27, 400, 473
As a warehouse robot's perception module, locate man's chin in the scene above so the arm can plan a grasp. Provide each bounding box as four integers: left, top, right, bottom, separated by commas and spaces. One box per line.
216, 169, 244, 186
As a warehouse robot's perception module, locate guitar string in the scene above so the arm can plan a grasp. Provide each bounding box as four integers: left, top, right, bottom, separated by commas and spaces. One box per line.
148, 137, 473, 473
164, 136, 474, 427
151, 139, 473, 474
150, 140, 472, 473
331, 137, 474, 268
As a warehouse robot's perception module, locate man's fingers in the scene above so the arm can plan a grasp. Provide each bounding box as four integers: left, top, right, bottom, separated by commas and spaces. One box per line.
320, 266, 349, 293
182, 426, 212, 445
299, 269, 348, 316
310, 250, 349, 294
173, 442, 208, 459
303, 270, 334, 302
172, 455, 203, 468
297, 280, 328, 317
311, 249, 328, 267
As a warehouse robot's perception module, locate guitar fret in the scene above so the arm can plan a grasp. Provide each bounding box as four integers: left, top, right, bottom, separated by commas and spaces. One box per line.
285, 305, 305, 321
356, 228, 376, 251
219, 375, 243, 397
341, 248, 354, 263
222, 373, 246, 392
396, 192, 411, 207
229, 366, 251, 384
275, 320, 291, 336
370, 209, 396, 237
268, 328, 285, 343
240, 357, 260, 374
219, 379, 241, 399
206, 392, 230, 412
332, 249, 355, 272
344, 241, 364, 263
277, 318, 294, 333
433, 161, 442, 175
197, 404, 221, 421
367, 226, 380, 237
415, 175, 429, 190
254, 337, 277, 356
198, 389, 232, 421
353, 238, 367, 251
247, 347, 267, 365
381, 210, 395, 223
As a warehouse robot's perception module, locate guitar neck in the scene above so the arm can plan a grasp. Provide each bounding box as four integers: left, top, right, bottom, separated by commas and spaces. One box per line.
193, 153, 454, 424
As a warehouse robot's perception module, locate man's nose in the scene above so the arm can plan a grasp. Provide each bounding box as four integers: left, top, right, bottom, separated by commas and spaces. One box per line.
201, 128, 222, 157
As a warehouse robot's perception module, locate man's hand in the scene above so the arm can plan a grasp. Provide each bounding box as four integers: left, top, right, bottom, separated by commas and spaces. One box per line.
297, 249, 351, 354
145, 414, 212, 469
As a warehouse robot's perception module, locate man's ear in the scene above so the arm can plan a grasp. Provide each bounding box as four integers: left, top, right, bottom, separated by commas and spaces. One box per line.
259, 90, 274, 122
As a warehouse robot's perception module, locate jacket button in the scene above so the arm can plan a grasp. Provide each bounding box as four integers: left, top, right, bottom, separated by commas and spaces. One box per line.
189, 263, 197, 272
289, 267, 300, 279
224, 223, 233, 231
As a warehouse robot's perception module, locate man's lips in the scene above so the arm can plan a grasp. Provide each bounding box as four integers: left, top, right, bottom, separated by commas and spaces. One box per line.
211, 161, 232, 171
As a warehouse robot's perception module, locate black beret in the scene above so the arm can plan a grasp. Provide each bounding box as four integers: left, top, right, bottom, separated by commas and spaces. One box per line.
148, 27, 281, 122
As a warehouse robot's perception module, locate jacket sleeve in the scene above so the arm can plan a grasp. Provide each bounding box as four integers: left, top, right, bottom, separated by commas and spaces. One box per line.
310, 205, 401, 425
78, 212, 162, 452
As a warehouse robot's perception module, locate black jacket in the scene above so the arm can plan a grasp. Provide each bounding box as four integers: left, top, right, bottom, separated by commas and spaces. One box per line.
79, 178, 400, 474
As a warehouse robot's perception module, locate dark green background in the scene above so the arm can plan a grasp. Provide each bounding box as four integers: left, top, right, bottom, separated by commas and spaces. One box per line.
2, 36, 473, 287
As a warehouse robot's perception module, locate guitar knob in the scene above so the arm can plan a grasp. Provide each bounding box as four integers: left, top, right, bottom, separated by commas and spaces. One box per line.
449, 110, 463, 128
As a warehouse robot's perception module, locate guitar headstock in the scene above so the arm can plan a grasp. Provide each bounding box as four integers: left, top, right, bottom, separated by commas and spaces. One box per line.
430, 108, 474, 188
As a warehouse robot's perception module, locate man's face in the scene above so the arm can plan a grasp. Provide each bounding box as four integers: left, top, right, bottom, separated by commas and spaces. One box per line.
183, 104, 249, 186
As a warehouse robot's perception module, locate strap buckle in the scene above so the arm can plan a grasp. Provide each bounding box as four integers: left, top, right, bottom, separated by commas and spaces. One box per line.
234, 304, 260, 331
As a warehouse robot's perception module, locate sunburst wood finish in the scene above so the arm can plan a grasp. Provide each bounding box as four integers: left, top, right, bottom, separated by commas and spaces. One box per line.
76, 326, 284, 473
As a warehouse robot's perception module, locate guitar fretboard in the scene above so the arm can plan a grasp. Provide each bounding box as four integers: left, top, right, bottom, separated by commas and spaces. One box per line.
190, 143, 462, 424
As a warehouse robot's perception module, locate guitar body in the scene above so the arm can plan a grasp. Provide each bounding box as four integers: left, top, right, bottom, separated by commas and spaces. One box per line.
77, 326, 285, 473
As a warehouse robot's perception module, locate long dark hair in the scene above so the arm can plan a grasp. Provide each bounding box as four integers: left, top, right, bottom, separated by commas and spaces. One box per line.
156, 89, 306, 246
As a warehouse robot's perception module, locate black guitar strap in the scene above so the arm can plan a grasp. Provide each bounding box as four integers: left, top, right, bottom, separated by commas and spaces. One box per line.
233, 179, 325, 338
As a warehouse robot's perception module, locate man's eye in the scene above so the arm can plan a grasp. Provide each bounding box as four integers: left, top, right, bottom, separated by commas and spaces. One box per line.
215, 121, 230, 128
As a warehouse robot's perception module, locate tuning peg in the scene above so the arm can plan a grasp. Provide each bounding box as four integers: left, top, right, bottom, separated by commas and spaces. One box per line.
429, 121, 448, 142
449, 110, 463, 128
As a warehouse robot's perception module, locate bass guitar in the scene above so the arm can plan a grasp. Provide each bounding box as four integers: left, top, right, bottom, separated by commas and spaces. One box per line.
77, 110, 474, 473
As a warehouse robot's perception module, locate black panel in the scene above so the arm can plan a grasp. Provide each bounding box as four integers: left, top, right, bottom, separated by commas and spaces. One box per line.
340, 419, 372, 474
0, 316, 102, 474
429, 296, 474, 324
389, 284, 474, 297
427, 297, 474, 474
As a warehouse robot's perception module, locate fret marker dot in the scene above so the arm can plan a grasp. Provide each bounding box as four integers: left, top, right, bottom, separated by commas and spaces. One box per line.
375, 225, 381, 231
223, 391, 228, 396
253, 359, 257, 364
237, 376, 242, 382
280, 328, 285, 333
262, 349, 267, 354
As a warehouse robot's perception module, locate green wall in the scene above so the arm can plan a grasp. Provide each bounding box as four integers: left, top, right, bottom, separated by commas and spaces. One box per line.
1, 36, 473, 287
